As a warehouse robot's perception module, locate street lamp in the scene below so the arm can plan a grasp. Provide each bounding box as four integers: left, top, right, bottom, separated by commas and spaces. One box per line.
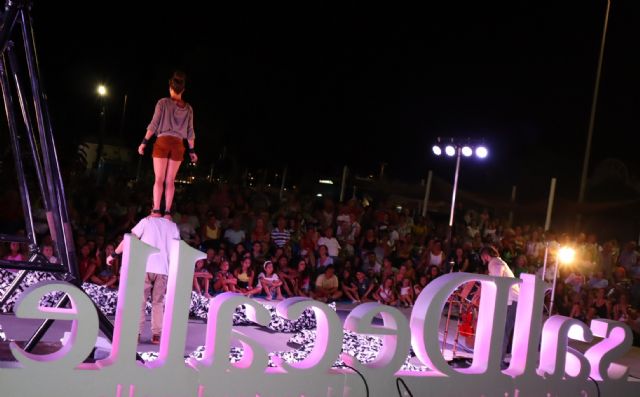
94, 84, 108, 173
432, 138, 488, 248
548, 246, 576, 315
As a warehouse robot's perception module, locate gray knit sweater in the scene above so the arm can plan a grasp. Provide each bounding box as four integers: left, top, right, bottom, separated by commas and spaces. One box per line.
146, 98, 195, 140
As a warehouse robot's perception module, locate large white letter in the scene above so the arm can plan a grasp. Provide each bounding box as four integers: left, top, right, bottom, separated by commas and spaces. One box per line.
150, 240, 205, 368
10, 281, 98, 370
505, 273, 547, 377
410, 272, 518, 376
585, 319, 633, 381
275, 297, 343, 374
539, 315, 592, 380
342, 302, 410, 374
97, 234, 157, 371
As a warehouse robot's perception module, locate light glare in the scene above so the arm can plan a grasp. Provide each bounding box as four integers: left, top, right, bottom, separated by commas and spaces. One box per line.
475, 146, 488, 158
97, 85, 107, 96
445, 145, 456, 156
461, 146, 472, 157
558, 247, 575, 264
432, 145, 442, 156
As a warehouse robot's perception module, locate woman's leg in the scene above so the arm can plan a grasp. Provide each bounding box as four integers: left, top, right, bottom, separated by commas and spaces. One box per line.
153, 157, 169, 212
164, 159, 182, 215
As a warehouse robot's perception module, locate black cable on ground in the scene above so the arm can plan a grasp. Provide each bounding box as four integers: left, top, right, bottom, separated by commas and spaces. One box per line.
588, 376, 600, 397
334, 364, 369, 397
396, 377, 414, 397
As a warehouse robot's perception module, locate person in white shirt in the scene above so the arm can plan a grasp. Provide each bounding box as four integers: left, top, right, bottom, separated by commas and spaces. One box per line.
481, 245, 519, 369
317, 227, 341, 259
110, 216, 180, 344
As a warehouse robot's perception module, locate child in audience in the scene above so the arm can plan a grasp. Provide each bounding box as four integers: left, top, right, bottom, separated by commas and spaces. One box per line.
414, 275, 428, 296
354, 270, 375, 302
194, 256, 213, 298
213, 260, 237, 293
235, 255, 261, 297
398, 277, 414, 307
375, 277, 397, 306
259, 260, 284, 300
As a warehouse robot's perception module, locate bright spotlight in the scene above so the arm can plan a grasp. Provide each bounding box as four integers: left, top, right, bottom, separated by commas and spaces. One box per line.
316, 193, 323, 197
558, 247, 575, 264
475, 146, 488, 158
318, 179, 334, 185
461, 146, 472, 157
445, 145, 456, 156
432, 145, 442, 156
97, 85, 107, 96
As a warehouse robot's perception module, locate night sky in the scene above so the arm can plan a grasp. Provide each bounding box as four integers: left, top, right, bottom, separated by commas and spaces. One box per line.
27, 1, 640, 201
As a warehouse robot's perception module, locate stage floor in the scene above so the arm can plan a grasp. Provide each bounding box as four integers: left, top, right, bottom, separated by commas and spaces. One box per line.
1, 298, 639, 379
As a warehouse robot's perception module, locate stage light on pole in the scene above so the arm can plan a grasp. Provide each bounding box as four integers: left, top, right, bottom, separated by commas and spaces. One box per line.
431, 138, 489, 252
475, 146, 488, 159
97, 84, 107, 97
445, 145, 456, 157
549, 245, 576, 315
558, 247, 576, 265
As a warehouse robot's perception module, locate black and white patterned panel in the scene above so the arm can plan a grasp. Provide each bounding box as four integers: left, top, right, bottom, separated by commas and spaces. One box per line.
0, 269, 325, 333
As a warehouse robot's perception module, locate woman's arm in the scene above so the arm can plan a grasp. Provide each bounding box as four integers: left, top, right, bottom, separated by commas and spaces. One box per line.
187, 138, 198, 163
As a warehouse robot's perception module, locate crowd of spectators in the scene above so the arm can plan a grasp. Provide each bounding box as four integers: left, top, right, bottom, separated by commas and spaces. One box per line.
1, 175, 640, 346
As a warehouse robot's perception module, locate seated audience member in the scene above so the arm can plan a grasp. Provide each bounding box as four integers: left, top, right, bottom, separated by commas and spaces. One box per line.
193, 257, 213, 298
292, 260, 311, 297
374, 277, 397, 306
413, 275, 429, 297
90, 244, 118, 288
398, 277, 414, 307
276, 255, 295, 297
213, 260, 237, 293
316, 244, 334, 272
587, 288, 611, 322
77, 243, 97, 283
340, 268, 360, 303
589, 271, 609, 290
317, 226, 341, 260
259, 260, 284, 300
41, 243, 58, 264
235, 255, 262, 297
313, 265, 342, 302
354, 270, 375, 302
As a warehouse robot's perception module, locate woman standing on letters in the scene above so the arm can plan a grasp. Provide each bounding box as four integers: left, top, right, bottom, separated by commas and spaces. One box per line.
138, 71, 198, 218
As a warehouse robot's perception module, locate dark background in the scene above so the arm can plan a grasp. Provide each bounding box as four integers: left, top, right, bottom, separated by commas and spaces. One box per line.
28, 1, 640, 203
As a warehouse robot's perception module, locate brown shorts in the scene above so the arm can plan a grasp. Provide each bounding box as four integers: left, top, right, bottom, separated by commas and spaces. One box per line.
152, 135, 185, 161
